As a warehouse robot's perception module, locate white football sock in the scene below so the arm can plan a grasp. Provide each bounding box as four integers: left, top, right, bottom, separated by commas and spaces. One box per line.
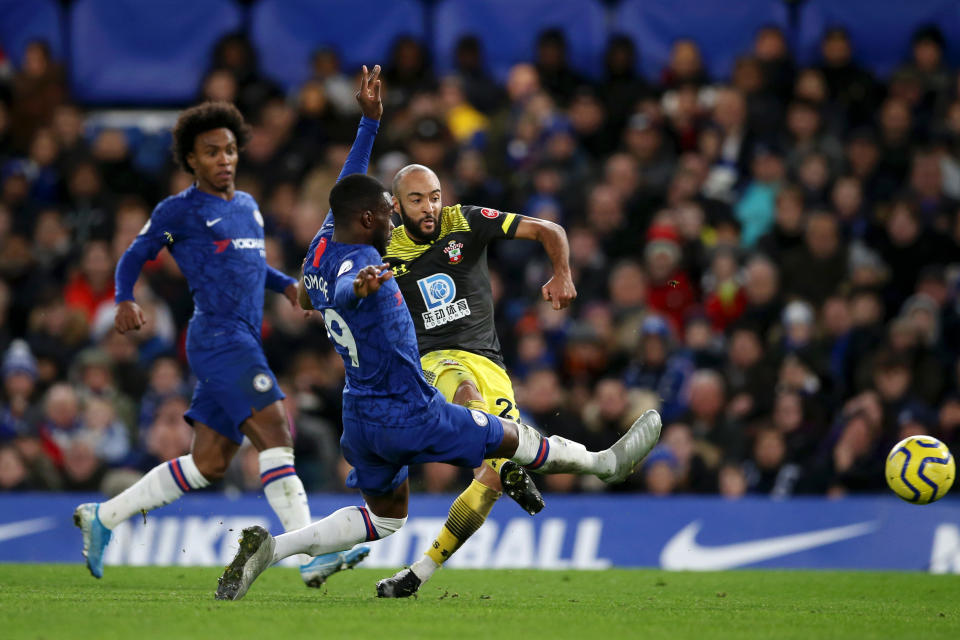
409, 555, 441, 582
259, 447, 312, 565
511, 423, 614, 476
98, 455, 210, 529
272, 506, 405, 564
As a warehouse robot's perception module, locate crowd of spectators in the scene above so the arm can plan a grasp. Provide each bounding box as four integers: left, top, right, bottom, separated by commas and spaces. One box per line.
1, 24, 959, 500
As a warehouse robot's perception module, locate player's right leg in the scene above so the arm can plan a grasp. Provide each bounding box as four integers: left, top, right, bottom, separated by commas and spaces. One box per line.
216, 479, 409, 601
74, 422, 234, 578
496, 410, 663, 482
397, 399, 660, 488
376, 401, 659, 597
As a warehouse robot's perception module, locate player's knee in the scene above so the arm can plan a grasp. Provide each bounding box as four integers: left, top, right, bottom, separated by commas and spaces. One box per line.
261, 421, 294, 448
245, 411, 293, 449
453, 379, 482, 406
369, 512, 406, 538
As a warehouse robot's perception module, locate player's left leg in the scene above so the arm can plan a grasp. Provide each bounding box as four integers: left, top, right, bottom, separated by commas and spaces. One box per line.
216, 480, 409, 601
74, 421, 230, 578
242, 400, 369, 587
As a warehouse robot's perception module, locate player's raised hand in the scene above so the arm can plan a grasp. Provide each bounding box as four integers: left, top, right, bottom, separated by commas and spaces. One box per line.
353, 263, 393, 298
356, 64, 383, 121
115, 300, 146, 333
541, 273, 577, 310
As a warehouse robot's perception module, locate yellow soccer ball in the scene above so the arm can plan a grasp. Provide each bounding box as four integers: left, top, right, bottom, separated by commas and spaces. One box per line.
885, 435, 955, 504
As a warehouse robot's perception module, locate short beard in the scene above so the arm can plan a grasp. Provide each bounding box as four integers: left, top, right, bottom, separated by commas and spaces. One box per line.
398, 202, 440, 243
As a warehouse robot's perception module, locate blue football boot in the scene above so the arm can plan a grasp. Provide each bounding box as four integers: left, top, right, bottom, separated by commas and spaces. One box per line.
73, 503, 112, 578
300, 545, 371, 588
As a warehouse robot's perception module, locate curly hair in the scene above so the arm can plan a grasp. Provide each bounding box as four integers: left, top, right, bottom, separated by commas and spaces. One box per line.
171, 101, 251, 174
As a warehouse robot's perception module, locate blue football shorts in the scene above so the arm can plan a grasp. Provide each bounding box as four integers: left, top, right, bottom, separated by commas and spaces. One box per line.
183, 335, 284, 444
340, 394, 505, 496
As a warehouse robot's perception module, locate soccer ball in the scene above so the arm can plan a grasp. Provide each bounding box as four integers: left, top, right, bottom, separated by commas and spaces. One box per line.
885, 435, 955, 504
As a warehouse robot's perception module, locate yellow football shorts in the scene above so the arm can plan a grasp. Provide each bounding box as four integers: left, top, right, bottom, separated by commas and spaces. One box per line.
420, 349, 520, 421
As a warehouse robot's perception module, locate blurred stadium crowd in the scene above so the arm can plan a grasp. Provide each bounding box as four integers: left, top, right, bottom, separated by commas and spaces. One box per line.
0, 22, 959, 500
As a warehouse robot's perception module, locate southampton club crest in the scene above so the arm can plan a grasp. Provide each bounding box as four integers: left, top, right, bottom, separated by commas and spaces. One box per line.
444, 240, 464, 264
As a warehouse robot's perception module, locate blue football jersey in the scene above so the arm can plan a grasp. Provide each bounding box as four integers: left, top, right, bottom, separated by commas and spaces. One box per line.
123, 185, 290, 348
302, 224, 439, 425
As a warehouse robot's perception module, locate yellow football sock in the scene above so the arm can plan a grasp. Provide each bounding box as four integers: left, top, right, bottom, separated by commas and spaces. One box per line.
425, 479, 500, 566
485, 458, 509, 474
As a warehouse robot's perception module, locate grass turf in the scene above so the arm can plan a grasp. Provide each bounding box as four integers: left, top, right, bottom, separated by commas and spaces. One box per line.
1, 565, 958, 639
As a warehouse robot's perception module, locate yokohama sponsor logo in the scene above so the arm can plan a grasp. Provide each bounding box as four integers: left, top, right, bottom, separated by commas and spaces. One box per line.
213, 238, 265, 254
231, 238, 265, 250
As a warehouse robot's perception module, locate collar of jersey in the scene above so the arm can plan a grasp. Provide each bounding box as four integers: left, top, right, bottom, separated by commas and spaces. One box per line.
387, 205, 470, 261
190, 183, 240, 203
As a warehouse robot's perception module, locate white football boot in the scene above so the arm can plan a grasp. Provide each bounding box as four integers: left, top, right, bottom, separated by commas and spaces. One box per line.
600, 410, 662, 484
215, 526, 277, 601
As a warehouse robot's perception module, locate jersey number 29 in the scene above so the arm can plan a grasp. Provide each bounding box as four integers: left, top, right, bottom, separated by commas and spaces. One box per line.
322, 308, 359, 367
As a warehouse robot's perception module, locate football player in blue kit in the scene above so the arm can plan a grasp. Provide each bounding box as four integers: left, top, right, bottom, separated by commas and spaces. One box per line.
214, 173, 662, 600
74, 66, 386, 587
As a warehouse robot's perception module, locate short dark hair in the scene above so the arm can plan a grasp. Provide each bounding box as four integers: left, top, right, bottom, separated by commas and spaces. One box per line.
172, 101, 250, 174
329, 174, 388, 223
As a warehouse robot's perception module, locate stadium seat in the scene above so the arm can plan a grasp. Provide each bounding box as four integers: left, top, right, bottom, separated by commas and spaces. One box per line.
249, 0, 426, 92
69, 0, 243, 104
796, 0, 960, 77
613, 0, 789, 82
432, 0, 607, 82
0, 0, 64, 67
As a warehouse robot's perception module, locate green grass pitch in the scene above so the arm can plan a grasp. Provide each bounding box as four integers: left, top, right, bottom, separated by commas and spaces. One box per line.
1, 565, 958, 639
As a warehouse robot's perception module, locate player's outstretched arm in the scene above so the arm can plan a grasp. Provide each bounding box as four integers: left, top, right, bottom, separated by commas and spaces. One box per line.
514, 217, 577, 310
335, 65, 382, 183
320, 65, 383, 228
113, 228, 169, 333
352, 264, 393, 299
264, 264, 298, 307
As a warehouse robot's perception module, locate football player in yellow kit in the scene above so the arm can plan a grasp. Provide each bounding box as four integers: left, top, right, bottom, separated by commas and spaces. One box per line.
376, 164, 576, 597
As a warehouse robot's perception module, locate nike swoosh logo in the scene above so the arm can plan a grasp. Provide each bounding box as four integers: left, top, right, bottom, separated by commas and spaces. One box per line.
660, 519, 878, 570
0, 517, 58, 542
206, 218, 222, 227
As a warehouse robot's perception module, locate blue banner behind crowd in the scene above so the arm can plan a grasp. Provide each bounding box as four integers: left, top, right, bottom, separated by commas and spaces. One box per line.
4, 0, 960, 102
2, 493, 959, 573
